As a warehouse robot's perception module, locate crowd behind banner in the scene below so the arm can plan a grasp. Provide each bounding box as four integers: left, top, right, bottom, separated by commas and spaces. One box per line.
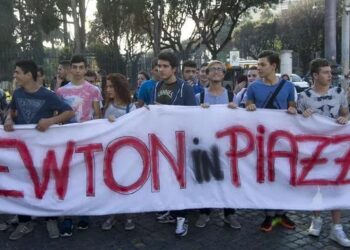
1, 50, 350, 247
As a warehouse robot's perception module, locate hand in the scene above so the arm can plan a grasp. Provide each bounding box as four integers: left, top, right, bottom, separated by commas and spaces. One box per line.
337, 116, 348, 124
234, 82, 246, 94
108, 115, 116, 122
4, 119, 14, 132
302, 108, 313, 118
36, 118, 53, 132
246, 103, 256, 111
227, 102, 237, 109
200, 103, 210, 108
287, 106, 297, 115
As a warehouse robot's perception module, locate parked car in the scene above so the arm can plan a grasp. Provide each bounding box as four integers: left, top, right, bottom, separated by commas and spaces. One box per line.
276, 73, 310, 93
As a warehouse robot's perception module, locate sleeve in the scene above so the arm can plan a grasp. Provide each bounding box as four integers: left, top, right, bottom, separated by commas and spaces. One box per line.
138, 83, 147, 101
184, 85, 197, 106
340, 89, 348, 108
246, 84, 255, 103
287, 83, 296, 103
91, 86, 103, 102
297, 92, 307, 113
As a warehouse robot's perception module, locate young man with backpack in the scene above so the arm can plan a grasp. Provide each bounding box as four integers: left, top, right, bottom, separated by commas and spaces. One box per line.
194, 60, 238, 228
246, 50, 297, 232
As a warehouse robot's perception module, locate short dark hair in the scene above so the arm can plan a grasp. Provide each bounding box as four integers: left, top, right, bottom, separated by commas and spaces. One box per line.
236, 75, 248, 84
151, 58, 158, 69
200, 62, 208, 68
15, 59, 38, 81
138, 71, 150, 80
258, 50, 280, 70
182, 60, 197, 72
310, 58, 330, 76
71, 54, 87, 67
59, 60, 71, 68
158, 51, 179, 68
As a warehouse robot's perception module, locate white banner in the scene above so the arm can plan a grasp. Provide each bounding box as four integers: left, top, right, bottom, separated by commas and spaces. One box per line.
1, 105, 350, 216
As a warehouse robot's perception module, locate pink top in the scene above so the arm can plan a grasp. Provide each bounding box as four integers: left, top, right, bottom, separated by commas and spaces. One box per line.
56, 81, 103, 122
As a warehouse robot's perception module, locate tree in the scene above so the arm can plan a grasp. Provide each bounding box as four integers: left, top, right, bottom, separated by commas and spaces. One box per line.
278, 0, 325, 73
186, 0, 279, 59
0, 0, 16, 80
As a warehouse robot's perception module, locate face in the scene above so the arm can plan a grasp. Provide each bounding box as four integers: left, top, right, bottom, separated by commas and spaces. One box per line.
183, 66, 196, 81
13, 66, 31, 86
57, 64, 68, 79
313, 66, 332, 86
207, 63, 225, 83
137, 74, 147, 86
106, 80, 116, 99
151, 66, 160, 81
257, 57, 276, 78
85, 76, 97, 85
157, 59, 176, 81
70, 62, 87, 81
247, 69, 258, 84
199, 66, 208, 83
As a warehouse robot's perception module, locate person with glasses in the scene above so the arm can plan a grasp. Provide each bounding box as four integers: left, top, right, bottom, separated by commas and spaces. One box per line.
234, 66, 259, 107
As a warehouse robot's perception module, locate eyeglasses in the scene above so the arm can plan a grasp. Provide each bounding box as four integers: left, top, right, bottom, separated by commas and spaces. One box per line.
248, 74, 257, 77
208, 67, 225, 73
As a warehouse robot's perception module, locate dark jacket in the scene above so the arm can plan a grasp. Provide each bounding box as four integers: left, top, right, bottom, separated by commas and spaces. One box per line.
153, 78, 196, 106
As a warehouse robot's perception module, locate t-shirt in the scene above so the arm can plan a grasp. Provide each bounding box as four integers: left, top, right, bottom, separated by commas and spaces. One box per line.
156, 81, 177, 105
233, 88, 248, 107
10, 87, 72, 125
297, 87, 348, 119
56, 81, 103, 123
195, 88, 230, 105
104, 103, 136, 119
247, 79, 295, 109
138, 79, 156, 105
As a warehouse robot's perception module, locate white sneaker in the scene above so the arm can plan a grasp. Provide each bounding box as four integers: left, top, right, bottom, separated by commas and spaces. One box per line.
330, 224, 350, 247
124, 219, 135, 231
9, 222, 34, 240
308, 216, 322, 236
175, 217, 188, 237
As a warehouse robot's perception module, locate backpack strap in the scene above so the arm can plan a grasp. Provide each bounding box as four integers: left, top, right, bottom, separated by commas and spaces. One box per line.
264, 79, 286, 109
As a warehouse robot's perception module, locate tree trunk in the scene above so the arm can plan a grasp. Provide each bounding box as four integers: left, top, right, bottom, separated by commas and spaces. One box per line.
71, 0, 81, 54
324, 0, 337, 62
152, 0, 162, 56
78, 0, 86, 53
63, 12, 69, 47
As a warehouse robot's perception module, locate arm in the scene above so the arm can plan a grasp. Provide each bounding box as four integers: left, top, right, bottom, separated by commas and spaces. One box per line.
3, 108, 16, 131
93, 101, 101, 119
337, 106, 349, 124
36, 110, 75, 132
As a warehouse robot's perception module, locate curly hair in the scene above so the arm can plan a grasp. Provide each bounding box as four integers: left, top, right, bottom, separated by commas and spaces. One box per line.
105, 73, 132, 110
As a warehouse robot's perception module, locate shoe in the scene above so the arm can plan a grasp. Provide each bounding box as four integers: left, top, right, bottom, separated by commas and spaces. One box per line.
195, 214, 210, 228
60, 219, 73, 237
101, 216, 116, 231
308, 216, 322, 236
330, 224, 350, 247
175, 217, 188, 237
157, 211, 176, 224
7, 215, 18, 225
224, 214, 241, 229
278, 214, 296, 229
0, 221, 8, 231
9, 222, 34, 240
124, 219, 135, 231
46, 219, 59, 239
260, 216, 273, 232
77, 218, 89, 230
